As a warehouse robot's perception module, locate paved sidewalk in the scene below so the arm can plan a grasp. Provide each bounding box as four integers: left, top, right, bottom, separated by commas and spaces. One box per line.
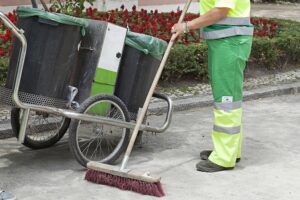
1, 81, 300, 139
141, 3, 300, 21
1, 93, 300, 200
251, 3, 300, 22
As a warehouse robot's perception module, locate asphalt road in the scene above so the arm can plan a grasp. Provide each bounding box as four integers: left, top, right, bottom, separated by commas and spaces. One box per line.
1, 93, 300, 200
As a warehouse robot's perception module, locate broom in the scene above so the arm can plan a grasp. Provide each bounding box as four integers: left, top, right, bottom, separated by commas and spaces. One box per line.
85, 0, 193, 197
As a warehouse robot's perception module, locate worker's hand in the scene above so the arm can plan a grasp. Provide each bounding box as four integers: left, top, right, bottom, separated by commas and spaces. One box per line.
171, 23, 185, 34
171, 22, 185, 41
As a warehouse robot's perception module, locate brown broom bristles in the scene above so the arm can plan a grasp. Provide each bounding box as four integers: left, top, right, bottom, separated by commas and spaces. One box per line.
85, 169, 165, 197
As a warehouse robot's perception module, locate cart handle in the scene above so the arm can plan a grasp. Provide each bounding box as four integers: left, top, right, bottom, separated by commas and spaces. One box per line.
147, 92, 173, 133
0, 12, 24, 35
31, 0, 38, 8
0, 12, 28, 110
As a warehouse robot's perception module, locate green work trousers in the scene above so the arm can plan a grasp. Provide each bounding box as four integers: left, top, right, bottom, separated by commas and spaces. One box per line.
206, 35, 253, 167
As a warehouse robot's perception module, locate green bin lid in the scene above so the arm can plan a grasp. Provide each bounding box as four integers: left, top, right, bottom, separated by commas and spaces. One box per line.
125, 31, 168, 60
16, 6, 89, 35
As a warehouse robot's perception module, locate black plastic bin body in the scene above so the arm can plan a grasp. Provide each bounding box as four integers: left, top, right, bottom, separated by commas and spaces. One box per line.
71, 19, 107, 104
6, 16, 82, 101
115, 45, 161, 118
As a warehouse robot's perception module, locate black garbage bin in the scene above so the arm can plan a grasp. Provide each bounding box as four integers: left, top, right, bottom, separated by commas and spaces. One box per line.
71, 19, 107, 104
6, 7, 88, 103
114, 31, 168, 119
72, 20, 127, 105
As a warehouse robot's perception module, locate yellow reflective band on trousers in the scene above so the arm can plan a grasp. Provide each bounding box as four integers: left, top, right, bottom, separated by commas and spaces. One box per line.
209, 107, 242, 167
207, 35, 252, 168
214, 108, 242, 128
209, 131, 242, 167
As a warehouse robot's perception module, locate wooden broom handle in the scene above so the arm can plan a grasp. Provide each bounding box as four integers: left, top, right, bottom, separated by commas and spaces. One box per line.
120, 0, 194, 171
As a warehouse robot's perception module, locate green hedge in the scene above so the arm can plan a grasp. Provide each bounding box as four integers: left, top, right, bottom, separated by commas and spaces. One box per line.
1, 19, 299, 85
0, 57, 9, 85
162, 43, 208, 81
162, 18, 300, 81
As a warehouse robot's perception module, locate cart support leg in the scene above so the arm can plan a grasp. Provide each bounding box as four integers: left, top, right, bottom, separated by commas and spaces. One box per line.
18, 108, 30, 144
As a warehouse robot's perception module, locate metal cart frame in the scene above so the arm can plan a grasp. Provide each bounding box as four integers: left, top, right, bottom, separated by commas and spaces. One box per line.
0, 12, 173, 145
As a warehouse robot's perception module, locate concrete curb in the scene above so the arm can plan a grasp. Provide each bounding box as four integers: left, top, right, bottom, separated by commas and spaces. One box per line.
1, 81, 300, 139
0, 121, 13, 139
149, 81, 300, 113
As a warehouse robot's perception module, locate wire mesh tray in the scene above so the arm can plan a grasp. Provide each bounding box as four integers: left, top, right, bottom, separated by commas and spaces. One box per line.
0, 86, 67, 109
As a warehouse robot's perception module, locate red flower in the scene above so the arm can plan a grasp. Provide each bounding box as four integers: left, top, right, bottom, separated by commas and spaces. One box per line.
109, 16, 116, 23
251, 18, 258, 25
132, 5, 137, 12
8, 45, 12, 57
270, 24, 276, 32
170, 11, 175, 17
86, 7, 93, 16
139, 27, 144, 33
190, 30, 195, 37
263, 25, 268, 31
0, 48, 5, 57
73, 9, 79, 17
270, 20, 277, 27
258, 31, 266, 37
151, 26, 158, 35
158, 34, 169, 41
92, 16, 100, 20
0, 7, 280, 50
144, 22, 151, 29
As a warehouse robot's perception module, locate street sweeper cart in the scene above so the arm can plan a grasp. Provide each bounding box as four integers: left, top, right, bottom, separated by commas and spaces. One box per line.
0, 0, 192, 196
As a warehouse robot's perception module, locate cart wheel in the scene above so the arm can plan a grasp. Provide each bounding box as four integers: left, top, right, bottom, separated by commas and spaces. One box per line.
69, 94, 130, 167
10, 108, 70, 149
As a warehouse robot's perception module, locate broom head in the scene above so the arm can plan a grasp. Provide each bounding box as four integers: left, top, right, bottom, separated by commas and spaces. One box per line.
85, 162, 165, 197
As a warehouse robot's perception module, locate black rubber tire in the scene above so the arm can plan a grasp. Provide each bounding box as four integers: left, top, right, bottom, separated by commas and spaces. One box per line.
68, 94, 130, 168
10, 108, 70, 149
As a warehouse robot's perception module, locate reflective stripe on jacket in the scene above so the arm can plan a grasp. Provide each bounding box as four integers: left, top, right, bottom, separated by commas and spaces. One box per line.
200, 0, 253, 39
